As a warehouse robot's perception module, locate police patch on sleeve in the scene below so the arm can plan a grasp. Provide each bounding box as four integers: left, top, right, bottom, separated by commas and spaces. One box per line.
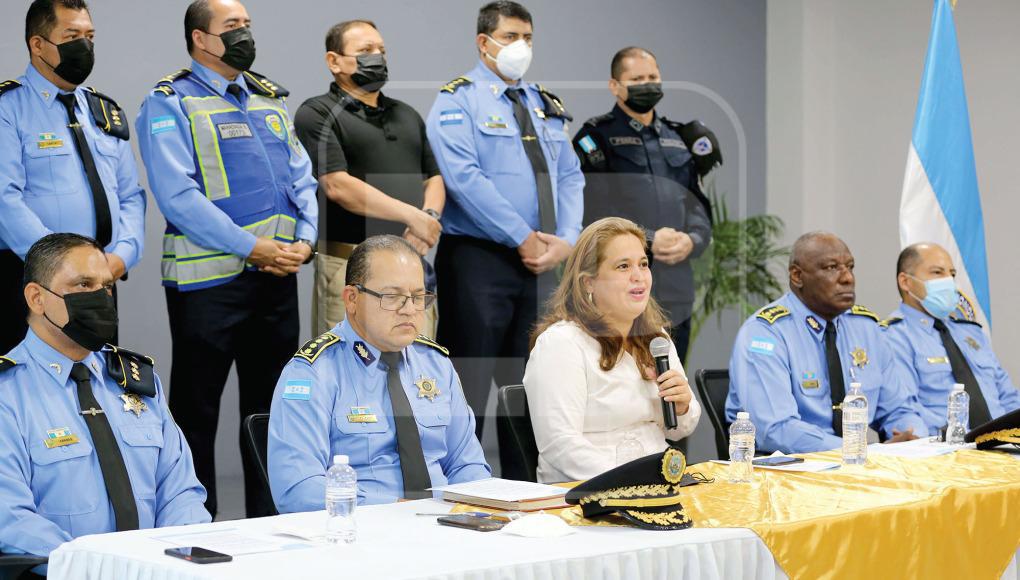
282, 379, 312, 401
749, 337, 776, 356
439, 109, 465, 126
150, 116, 177, 135
692, 136, 713, 156
578, 135, 597, 153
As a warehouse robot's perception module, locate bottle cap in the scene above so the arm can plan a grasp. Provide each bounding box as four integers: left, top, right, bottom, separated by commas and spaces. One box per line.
333, 454, 349, 465
952, 383, 965, 392
737, 411, 750, 420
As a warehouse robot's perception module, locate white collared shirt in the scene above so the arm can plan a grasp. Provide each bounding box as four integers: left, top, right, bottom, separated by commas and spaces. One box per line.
523, 320, 701, 483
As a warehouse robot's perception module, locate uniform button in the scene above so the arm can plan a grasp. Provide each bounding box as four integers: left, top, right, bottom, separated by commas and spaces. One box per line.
146, 433, 152, 440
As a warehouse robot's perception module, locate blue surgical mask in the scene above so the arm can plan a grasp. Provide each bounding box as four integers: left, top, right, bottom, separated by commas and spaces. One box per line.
908, 275, 957, 319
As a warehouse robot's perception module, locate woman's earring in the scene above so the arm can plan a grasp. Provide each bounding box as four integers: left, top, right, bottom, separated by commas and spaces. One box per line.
587, 291, 594, 304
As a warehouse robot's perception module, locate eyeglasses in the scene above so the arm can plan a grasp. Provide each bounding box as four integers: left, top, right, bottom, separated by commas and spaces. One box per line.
354, 284, 436, 311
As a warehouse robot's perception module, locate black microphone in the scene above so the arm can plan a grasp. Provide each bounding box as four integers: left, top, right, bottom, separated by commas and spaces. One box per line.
650, 337, 678, 430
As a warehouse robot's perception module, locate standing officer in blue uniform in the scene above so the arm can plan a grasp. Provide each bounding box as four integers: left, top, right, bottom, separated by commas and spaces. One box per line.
726, 232, 927, 454
268, 236, 490, 510
0, 0, 146, 355
135, 0, 318, 518
884, 243, 1020, 434
0, 233, 209, 564
573, 47, 721, 363
425, 1, 584, 475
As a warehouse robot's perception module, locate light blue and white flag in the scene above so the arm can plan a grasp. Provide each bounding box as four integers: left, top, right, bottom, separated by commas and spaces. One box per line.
900, 0, 991, 327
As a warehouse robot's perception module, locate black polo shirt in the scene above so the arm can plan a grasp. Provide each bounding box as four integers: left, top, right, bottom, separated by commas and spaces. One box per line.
294, 83, 440, 243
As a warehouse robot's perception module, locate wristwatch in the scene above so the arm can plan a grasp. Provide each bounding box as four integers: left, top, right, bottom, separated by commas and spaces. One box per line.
296, 239, 317, 264
424, 208, 441, 220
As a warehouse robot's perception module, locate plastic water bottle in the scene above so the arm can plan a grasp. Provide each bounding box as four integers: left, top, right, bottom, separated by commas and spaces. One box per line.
946, 383, 970, 445
728, 412, 755, 483
841, 382, 868, 465
325, 455, 357, 544
615, 432, 644, 465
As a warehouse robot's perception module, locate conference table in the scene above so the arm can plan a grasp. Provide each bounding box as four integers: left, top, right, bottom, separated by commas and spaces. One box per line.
47, 444, 1020, 580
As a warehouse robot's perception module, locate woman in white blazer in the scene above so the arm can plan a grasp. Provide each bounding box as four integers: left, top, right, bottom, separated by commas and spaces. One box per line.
524, 217, 701, 483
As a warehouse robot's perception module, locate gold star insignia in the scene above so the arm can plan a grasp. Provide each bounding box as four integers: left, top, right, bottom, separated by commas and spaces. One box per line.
415, 376, 441, 401
965, 337, 980, 350
851, 348, 868, 368
120, 393, 148, 417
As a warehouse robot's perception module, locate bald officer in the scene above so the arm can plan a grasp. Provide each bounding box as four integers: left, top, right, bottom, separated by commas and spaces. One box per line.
269, 236, 489, 510
726, 232, 927, 453
0, 233, 208, 562
884, 242, 1020, 433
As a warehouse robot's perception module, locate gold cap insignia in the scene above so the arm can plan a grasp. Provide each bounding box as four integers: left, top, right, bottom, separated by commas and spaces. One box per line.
660, 448, 686, 484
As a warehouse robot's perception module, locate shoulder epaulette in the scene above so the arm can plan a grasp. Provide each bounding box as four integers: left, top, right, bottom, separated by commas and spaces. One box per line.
879, 317, 903, 329
82, 88, 129, 140
583, 112, 614, 127
535, 84, 572, 122
294, 332, 341, 365
243, 70, 289, 99
153, 68, 191, 96
954, 292, 978, 322
849, 304, 880, 323
104, 345, 156, 397
950, 316, 983, 328
0, 80, 22, 98
756, 305, 790, 325
0, 356, 16, 372
413, 335, 449, 357
440, 76, 472, 94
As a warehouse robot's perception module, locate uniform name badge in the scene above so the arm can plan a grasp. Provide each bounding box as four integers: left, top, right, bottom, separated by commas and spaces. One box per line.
348, 406, 378, 423
44, 427, 80, 449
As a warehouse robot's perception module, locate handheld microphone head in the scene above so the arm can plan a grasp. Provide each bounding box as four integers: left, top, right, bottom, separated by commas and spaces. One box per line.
650, 336, 671, 359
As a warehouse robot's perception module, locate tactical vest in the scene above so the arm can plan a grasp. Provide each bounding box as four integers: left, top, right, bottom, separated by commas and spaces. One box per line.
158, 71, 300, 291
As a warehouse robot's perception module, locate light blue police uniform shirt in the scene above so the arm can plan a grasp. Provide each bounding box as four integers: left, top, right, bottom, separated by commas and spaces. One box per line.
726, 292, 928, 453
425, 60, 584, 248
268, 320, 491, 512
883, 303, 1020, 434
135, 60, 317, 259
0, 64, 146, 265
0, 330, 210, 558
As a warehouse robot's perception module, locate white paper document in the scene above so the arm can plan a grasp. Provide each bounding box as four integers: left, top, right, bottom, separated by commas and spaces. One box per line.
154, 528, 312, 556
428, 478, 566, 501
867, 437, 974, 458
710, 458, 840, 473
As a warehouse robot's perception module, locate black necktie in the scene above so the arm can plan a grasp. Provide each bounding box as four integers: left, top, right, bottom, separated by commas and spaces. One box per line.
56, 93, 112, 247
379, 352, 432, 498
824, 322, 846, 436
70, 363, 138, 531
505, 88, 556, 234
226, 83, 244, 106
932, 319, 993, 427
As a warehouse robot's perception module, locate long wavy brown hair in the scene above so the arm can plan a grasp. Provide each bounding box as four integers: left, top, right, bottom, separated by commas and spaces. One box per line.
531, 217, 670, 372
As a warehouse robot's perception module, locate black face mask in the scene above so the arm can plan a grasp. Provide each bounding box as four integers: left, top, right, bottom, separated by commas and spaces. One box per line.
624, 82, 664, 114
42, 37, 95, 86
348, 53, 388, 91
204, 26, 256, 71
42, 286, 118, 352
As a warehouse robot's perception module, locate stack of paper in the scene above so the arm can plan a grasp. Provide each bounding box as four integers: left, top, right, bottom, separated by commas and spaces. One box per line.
429, 478, 568, 511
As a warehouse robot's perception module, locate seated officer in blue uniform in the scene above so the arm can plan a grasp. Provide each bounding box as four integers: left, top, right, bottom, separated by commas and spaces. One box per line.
726, 232, 927, 453
884, 242, 1019, 434
0, 233, 209, 562
268, 235, 490, 511
0, 0, 147, 355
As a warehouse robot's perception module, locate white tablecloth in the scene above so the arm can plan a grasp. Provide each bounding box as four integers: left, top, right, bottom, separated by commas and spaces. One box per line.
47, 499, 1020, 580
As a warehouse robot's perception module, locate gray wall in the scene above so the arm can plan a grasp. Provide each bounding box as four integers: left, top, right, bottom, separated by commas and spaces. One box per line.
768, 0, 1019, 382
0, 0, 766, 515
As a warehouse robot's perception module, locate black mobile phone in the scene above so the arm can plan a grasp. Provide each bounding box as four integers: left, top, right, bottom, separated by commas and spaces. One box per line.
752, 456, 805, 467
164, 546, 233, 564
437, 514, 506, 532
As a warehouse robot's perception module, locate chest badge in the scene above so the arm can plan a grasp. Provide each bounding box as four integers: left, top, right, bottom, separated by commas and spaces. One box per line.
265, 114, 287, 141
415, 376, 441, 402
347, 406, 378, 423
44, 427, 80, 449
120, 393, 148, 417
37, 132, 64, 149
965, 337, 980, 351
533, 107, 546, 120
801, 371, 819, 389
851, 347, 868, 368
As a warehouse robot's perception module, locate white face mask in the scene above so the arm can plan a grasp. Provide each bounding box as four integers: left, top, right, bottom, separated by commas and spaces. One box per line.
485, 35, 532, 80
